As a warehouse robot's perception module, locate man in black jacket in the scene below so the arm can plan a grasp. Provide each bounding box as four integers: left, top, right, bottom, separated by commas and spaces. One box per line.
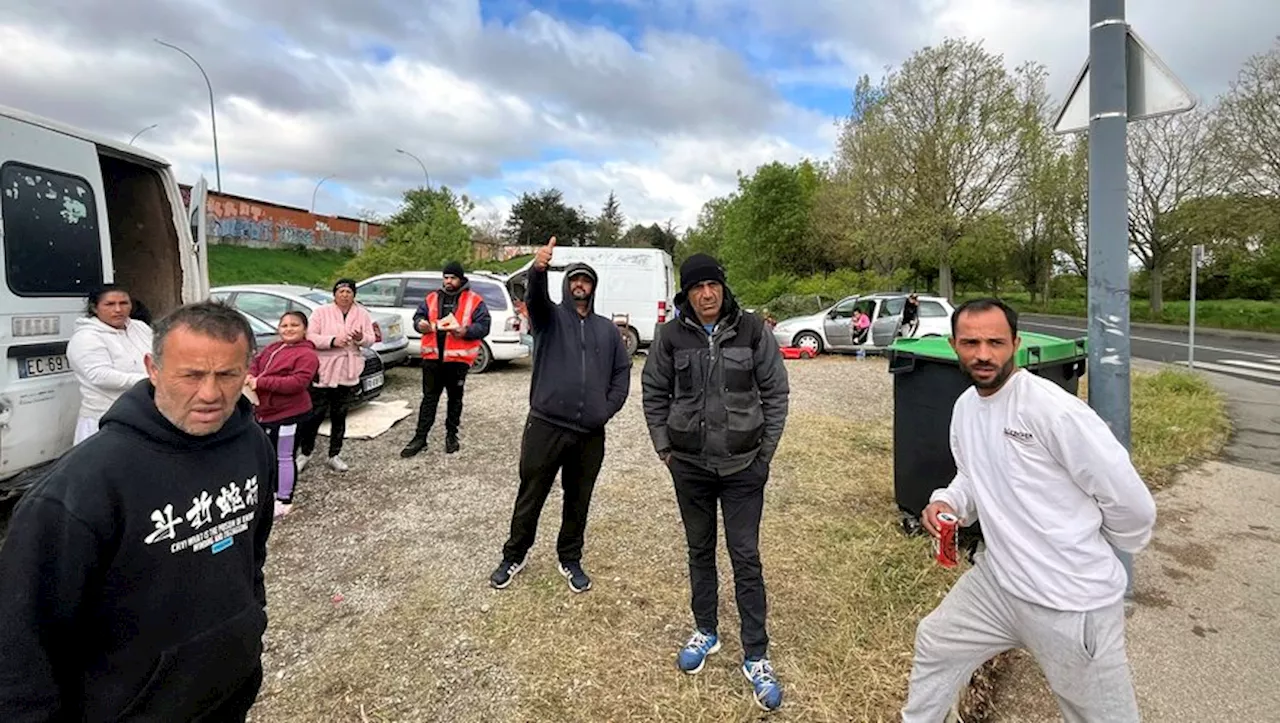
641, 253, 789, 712
0, 301, 275, 722
490, 236, 631, 594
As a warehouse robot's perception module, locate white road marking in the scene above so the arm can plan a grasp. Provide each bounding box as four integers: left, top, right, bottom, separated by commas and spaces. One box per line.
1022, 321, 1278, 359
1176, 360, 1280, 383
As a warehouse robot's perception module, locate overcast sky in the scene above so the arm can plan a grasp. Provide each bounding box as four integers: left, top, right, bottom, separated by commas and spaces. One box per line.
3, 0, 1276, 229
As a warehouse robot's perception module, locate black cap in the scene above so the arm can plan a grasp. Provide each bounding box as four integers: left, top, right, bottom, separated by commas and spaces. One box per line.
679, 253, 726, 295
442, 261, 466, 279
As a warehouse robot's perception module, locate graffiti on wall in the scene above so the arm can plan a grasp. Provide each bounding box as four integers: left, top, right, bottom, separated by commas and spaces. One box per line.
180, 185, 384, 252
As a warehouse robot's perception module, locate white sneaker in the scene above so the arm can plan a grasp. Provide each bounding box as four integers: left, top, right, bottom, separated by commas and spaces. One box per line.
328, 456, 349, 472
273, 500, 292, 518
296, 454, 309, 472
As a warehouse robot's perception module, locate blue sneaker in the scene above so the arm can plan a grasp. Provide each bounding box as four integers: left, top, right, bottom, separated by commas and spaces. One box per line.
742, 657, 782, 711
676, 629, 720, 674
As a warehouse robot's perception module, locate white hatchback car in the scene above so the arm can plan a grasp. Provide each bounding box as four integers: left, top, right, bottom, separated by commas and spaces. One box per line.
771, 292, 954, 354
356, 271, 530, 374
210, 284, 411, 367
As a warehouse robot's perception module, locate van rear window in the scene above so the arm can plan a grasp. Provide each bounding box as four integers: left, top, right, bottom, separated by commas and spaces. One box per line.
2, 162, 103, 296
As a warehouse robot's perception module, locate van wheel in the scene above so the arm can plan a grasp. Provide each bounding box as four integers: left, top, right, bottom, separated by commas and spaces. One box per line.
472, 342, 493, 374
621, 326, 640, 356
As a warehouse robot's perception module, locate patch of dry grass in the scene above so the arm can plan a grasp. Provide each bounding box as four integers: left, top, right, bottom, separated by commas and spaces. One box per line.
480, 411, 959, 722
1128, 370, 1231, 487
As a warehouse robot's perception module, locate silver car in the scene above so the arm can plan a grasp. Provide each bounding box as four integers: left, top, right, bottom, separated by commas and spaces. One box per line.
211, 284, 410, 367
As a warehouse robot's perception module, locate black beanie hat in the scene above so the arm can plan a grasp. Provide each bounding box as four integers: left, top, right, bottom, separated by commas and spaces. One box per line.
442, 260, 466, 279
333, 278, 357, 294
679, 253, 726, 294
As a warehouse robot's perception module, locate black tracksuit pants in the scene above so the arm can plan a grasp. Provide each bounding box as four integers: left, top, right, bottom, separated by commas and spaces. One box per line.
671, 454, 770, 660
297, 385, 356, 459
501, 416, 606, 565
413, 360, 469, 440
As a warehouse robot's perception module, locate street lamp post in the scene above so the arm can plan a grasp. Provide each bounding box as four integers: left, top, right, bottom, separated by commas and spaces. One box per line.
396, 148, 431, 188
155, 39, 222, 192
129, 124, 158, 145
311, 175, 335, 214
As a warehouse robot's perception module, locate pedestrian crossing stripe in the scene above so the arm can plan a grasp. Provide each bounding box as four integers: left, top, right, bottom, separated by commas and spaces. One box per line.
1179, 358, 1280, 383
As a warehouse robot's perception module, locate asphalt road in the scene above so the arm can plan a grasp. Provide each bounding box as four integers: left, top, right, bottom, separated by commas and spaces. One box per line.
1019, 314, 1280, 388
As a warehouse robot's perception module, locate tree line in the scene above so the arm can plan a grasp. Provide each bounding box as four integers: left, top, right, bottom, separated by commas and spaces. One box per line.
343, 37, 1280, 315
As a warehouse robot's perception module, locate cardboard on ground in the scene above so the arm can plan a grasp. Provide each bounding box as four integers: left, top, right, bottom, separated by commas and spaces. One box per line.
1053, 26, 1196, 134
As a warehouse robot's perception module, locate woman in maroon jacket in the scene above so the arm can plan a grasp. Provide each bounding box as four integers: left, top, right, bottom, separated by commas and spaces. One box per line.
247, 311, 320, 518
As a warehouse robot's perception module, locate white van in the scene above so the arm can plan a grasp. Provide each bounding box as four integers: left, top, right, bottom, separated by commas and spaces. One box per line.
355, 270, 529, 373
505, 247, 677, 355
0, 105, 208, 488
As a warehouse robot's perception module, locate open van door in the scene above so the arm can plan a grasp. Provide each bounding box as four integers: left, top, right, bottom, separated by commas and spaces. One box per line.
185, 176, 210, 301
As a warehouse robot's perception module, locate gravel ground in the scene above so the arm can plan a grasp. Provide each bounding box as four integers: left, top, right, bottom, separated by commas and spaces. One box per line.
249, 353, 898, 722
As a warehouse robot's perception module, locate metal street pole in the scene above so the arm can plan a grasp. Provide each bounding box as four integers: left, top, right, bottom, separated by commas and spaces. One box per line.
155, 39, 222, 192
311, 175, 335, 213
1189, 244, 1202, 368
1087, 0, 1135, 596
129, 124, 158, 145
395, 148, 431, 188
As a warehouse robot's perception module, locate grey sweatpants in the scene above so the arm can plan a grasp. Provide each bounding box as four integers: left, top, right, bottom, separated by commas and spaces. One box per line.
902, 553, 1140, 723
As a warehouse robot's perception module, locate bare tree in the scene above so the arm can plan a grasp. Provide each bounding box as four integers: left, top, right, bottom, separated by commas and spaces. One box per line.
1216, 37, 1280, 196
1127, 107, 1230, 314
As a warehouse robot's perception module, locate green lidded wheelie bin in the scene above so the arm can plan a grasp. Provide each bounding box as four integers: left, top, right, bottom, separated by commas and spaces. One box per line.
885, 333, 1087, 533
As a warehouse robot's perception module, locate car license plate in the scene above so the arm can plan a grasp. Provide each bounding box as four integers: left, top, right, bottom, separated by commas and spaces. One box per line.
361, 372, 384, 392
18, 354, 71, 379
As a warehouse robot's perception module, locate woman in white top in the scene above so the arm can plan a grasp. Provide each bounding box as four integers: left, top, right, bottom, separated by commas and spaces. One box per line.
66, 285, 155, 444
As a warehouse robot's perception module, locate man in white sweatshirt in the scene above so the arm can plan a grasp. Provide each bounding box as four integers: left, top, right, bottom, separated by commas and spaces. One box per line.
901, 298, 1157, 723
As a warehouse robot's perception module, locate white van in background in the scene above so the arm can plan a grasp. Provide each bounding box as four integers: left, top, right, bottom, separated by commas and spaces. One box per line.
505, 247, 677, 355
0, 105, 208, 490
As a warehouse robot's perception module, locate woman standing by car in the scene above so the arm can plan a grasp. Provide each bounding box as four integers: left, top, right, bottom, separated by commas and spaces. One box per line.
67, 285, 154, 445
296, 278, 377, 473
247, 311, 319, 518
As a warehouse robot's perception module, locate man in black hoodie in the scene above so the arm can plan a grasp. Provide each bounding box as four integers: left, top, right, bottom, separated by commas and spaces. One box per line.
490, 236, 631, 594
401, 260, 492, 457
0, 301, 276, 723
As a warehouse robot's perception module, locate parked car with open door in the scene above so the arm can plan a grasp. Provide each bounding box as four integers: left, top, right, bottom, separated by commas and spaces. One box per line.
771, 292, 955, 355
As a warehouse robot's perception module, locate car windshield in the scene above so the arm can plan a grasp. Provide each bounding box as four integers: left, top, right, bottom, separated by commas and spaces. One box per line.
302, 291, 333, 305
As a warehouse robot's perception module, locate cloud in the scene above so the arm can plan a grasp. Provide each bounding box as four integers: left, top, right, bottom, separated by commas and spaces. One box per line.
2, 0, 1276, 232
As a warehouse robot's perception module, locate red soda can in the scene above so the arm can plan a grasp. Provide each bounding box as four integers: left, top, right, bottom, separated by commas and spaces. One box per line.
934, 512, 959, 568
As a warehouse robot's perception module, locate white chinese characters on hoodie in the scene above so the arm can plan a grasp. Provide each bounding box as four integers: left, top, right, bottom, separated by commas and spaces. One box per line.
67, 317, 154, 422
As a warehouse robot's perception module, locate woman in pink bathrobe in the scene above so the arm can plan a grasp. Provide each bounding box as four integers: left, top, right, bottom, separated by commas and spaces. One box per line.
295, 278, 377, 473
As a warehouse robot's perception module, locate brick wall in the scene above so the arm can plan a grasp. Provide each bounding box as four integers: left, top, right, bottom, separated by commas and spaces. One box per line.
180, 185, 384, 252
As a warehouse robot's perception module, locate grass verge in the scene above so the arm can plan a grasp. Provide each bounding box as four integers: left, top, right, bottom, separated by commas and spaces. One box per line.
959, 292, 1280, 334
1128, 369, 1232, 487
208, 244, 353, 288
480, 415, 959, 722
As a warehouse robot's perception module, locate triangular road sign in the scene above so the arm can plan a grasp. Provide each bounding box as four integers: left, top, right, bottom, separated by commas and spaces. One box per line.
1053, 26, 1197, 134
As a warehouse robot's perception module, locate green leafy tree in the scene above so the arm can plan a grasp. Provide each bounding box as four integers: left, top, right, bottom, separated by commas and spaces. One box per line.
840, 39, 1042, 300
619, 222, 679, 255
336, 186, 473, 280
505, 188, 591, 247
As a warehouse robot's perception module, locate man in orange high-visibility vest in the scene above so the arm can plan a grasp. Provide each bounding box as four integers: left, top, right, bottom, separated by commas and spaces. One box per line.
401, 261, 491, 457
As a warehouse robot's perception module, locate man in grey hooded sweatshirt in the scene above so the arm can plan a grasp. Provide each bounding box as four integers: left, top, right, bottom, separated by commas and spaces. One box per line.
489, 236, 632, 594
